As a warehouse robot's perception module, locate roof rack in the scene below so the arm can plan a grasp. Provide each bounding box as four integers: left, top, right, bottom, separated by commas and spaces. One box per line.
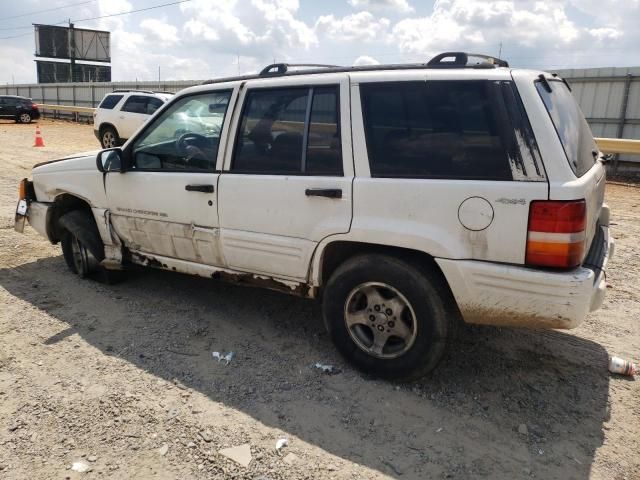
112, 89, 155, 94
259, 63, 340, 76
427, 52, 509, 68
201, 52, 510, 85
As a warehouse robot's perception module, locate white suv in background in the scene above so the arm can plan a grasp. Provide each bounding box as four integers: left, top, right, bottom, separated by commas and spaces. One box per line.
16, 53, 614, 380
94, 90, 174, 148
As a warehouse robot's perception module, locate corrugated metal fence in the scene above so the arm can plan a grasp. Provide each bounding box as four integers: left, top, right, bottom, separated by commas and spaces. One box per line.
2, 67, 640, 167
0, 80, 199, 110
555, 66, 640, 167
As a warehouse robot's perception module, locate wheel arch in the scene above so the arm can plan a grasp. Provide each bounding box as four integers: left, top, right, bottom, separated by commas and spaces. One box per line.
98, 122, 119, 137
48, 193, 94, 244
314, 240, 449, 291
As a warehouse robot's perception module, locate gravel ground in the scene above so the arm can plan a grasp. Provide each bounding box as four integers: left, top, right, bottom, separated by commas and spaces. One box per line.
0, 119, 639, 479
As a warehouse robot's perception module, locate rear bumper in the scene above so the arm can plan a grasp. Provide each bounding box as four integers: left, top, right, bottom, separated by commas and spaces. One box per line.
436, 225, 614, 329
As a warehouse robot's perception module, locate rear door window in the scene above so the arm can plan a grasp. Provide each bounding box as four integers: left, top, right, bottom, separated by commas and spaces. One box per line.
121, 95, 150, 114
232, 86, 342, 175
535, 80, 597, 177
99, 94, 123, 109
147, 97, 164, 115
360, 81, 513, 180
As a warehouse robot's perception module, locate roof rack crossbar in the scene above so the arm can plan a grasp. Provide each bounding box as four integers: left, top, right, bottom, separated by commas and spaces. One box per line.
112, 89, 155, 94
426, 52, 509, 68
259, 63, 340, 77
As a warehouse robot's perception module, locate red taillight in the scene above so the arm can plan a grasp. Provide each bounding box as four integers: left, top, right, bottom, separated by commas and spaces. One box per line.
525, 200, 586, 268
32, 104, 39, 110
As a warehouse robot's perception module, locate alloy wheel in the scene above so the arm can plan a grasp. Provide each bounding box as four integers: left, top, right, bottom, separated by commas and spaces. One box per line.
344, 282, 418, 359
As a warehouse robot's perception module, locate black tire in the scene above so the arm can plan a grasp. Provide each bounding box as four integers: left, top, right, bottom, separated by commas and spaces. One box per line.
59, 211, 126, 284
17, 112, 32, 124
100, 125, 120, 149
322, 254, 454, 381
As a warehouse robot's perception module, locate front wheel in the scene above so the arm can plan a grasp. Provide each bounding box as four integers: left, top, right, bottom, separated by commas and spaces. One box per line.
322, 254, 453, 381
60, 223, 125, 284
100, 126, 120, 148
61, 230, 101, 277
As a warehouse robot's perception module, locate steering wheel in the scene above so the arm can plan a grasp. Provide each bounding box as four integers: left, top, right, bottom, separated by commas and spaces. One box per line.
176, 132, 209, 157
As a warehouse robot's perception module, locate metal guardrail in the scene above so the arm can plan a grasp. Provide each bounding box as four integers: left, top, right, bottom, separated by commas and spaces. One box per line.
595, 138, 640, 156
37, 103, 96, 114
36, 103, 95, 123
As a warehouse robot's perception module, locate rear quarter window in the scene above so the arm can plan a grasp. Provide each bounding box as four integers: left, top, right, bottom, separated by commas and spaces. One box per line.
360, 81, 514, 180
535, 80, 597, 177
99, 94, 124, 110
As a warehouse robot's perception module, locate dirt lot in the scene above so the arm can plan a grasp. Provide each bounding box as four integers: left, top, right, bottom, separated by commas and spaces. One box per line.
0, 118, 638, 479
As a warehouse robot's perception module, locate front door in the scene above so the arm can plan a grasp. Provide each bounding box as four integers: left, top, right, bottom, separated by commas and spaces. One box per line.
105, 89, 235, 266
218, 76, 353, 280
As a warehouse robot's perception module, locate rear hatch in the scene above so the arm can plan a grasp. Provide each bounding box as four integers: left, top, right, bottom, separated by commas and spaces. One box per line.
535, 77, 606, 260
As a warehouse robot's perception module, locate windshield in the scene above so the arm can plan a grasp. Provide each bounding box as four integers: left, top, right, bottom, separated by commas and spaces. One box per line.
536, 79, 597, 177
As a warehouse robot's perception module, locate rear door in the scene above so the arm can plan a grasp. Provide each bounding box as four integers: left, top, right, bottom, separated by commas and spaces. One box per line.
118, 95, 153, 139
217, 75, 353, 280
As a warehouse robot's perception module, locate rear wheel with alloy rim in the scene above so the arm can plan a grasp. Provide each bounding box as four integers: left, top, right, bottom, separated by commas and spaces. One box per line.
18, 113, 32, 123
345, 282, 418, 359
322, 254, 454, 380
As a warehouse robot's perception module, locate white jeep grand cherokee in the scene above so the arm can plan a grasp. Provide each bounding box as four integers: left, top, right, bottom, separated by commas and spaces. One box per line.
15, 53, 614, 380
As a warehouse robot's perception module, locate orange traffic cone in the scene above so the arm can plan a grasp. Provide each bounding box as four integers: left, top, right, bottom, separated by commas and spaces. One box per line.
33, 125, 45, 147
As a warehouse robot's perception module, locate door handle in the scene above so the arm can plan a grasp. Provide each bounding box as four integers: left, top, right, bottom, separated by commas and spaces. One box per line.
185, 184, 214, 193
305, 188, 342, 199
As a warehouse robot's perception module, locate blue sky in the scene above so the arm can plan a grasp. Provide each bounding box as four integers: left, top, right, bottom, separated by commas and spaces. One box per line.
1, 0, 639, 84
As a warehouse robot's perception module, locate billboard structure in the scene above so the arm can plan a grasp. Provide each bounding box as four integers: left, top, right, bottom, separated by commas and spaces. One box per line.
34, 24, 111, 83
36, 61, 111, 83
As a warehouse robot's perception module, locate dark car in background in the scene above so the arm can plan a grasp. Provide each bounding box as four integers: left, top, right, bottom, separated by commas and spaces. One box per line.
0, 95, 41, 123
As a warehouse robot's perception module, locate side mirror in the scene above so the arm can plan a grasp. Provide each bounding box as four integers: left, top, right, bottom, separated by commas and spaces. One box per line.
96, 148, 124, 173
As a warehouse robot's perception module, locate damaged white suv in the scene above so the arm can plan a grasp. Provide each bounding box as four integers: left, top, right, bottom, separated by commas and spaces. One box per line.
15, 53, 614, 380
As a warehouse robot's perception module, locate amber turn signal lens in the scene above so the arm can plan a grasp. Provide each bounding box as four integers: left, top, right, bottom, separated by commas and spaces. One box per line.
18, 179, 27, 200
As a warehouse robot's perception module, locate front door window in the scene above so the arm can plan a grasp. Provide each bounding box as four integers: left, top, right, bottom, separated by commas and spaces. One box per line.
132, 91, 233, 171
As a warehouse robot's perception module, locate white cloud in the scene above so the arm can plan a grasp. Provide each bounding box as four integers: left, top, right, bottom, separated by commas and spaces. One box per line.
353, 55, 380, 65
391, 0, 581, 58
588, 27, 623, 41
315, 12, 390, 41
140, 18, 180, 47
96, 0, 132, 31
2, 0, 640, 84
348, 0, 414, 13
179, 0, 316, 58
